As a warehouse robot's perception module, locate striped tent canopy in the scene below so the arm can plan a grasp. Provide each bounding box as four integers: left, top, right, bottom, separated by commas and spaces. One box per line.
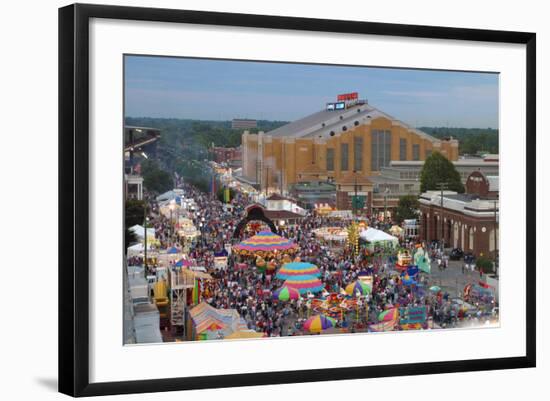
378, 307, 399, 322
276, 262, 321, 280
284, 275, 324, 294
272, 286, 301, 301
233, 231, 298, 257
189, 302, 248, 339
345, 280, 372, 296
225, 330, 265, 340
303, 314, 337, 333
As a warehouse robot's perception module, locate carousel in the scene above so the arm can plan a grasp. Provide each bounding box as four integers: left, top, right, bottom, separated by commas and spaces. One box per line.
233, 230, 299, 274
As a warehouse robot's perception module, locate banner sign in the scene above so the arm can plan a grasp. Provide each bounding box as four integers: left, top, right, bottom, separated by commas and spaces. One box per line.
337, 92, 358, 101
399, 306, 427, 324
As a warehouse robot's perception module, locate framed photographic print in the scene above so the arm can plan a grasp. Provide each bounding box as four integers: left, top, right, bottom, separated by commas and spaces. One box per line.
58, 3, 536, 397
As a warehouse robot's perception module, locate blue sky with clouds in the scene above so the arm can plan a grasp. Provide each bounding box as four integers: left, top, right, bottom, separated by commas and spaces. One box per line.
125, 55, 499, 128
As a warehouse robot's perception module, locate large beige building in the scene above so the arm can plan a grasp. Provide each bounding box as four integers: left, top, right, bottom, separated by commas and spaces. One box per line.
240, 95, 459, 197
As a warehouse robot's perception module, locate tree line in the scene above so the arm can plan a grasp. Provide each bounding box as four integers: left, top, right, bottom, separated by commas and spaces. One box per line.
418, 126, 499, 155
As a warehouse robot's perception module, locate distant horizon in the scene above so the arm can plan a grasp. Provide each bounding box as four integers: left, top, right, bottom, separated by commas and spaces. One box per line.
124, 116, 498, 131
125, 56, 499, 129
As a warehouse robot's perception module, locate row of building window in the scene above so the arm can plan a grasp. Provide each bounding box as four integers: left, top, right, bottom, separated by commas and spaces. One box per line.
324, 134, 431, 172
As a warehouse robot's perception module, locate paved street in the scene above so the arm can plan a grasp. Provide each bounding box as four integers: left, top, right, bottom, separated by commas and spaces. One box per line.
427, 257, 492, 298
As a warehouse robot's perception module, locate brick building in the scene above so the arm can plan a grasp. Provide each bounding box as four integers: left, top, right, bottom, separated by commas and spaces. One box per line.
209, 146, 242, 165
465, 170, 499, 199
240, 93, 459, 194
419, 191, 498, 258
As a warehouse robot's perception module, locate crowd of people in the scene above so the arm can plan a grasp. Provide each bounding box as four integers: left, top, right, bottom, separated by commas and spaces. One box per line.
137, 178, 498, 339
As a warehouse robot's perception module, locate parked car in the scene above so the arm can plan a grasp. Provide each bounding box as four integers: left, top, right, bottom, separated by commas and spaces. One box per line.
450, 248, 464, 260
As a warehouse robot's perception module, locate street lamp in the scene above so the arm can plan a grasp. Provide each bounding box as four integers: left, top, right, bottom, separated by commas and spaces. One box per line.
143, 216, 149, 277
169, 203, 175, 243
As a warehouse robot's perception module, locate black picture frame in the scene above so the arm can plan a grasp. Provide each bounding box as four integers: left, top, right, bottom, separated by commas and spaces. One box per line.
59, 3, 536, 397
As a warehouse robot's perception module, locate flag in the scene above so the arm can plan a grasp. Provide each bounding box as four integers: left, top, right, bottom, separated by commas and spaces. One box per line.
192, 278, 200, 304
210, 175, 216, 195
223, 187, 230, 203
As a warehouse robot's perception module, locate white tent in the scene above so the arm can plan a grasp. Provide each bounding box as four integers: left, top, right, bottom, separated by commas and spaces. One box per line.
360, 227, 399, 246
127, 242, 153, 257
156, 189, 183, 202
129, 224, 156, 240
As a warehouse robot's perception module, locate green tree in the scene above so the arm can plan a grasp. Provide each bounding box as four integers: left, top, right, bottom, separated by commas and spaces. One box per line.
420, 151, 465, 193
141, 159, 173, 194
217, 186, 236, 203
394, 195, 420, 224
476, 256, 494, 274
125, 227, 138, 250
125, 199, 146, 227
125, 200, 145, 249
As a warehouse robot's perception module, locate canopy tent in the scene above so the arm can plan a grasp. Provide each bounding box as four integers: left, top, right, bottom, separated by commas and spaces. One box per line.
188, 302, 248, 340
127, 242, 154, 257
224, 330, 265, 339
166, 246, 179, 254
156, 190, 183, 202
359, 227, 399, 247
159, 203, 181, 219
129, 224, 156, 240
156, 251, 184, 266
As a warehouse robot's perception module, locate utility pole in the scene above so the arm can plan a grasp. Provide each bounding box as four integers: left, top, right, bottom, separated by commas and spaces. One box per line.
143, 201, 148, 277
353, 170, 358, 216
265, 165, 270, 196
436, 182, 448, 253
383, 187, 389, 225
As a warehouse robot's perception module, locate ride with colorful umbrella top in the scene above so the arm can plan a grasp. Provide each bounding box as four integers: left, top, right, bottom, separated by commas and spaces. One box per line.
303, 314, 337, 333
233, 230, 298, 258
276, 262, 321, 280
272, 286, 301, 301
284, 275, 324, 294
345, 280, 372, 296
378, 308, 399, 322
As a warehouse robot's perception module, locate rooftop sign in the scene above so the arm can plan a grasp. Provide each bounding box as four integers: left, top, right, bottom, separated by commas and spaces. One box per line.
337, 92, 358, 101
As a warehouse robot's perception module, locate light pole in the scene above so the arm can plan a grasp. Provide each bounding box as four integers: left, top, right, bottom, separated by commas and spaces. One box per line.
383, 187, 389, 226
436, 182, 448, 253
353, 170, 358, 217
143, 213, 149, 277
169, 203, 175, 244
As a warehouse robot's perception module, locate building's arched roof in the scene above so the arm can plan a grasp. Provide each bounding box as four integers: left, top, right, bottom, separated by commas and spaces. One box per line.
266, 102, 441, 144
